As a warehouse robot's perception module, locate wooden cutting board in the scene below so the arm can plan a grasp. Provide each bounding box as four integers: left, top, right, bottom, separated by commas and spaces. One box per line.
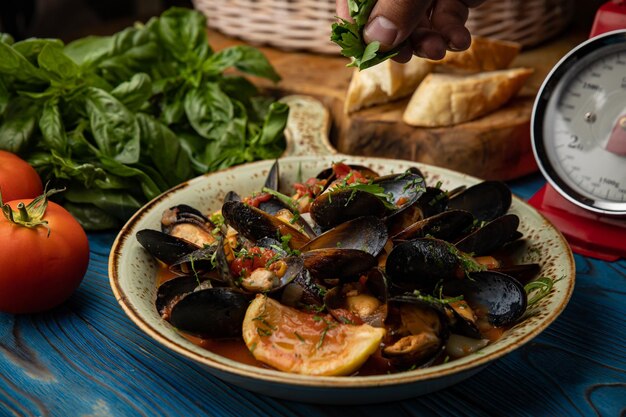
207, 29, 586, 180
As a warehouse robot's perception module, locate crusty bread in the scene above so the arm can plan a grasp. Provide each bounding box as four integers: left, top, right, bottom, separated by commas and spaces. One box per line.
429, 36, 521, 72
344, 57, 433, 114
402, 68, 533, 127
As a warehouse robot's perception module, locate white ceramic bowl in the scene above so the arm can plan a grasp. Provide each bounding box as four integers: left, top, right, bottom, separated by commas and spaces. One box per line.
108, 97, 575, 404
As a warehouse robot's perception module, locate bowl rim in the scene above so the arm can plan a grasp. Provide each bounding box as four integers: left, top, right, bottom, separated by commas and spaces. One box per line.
109, 155, 576, 388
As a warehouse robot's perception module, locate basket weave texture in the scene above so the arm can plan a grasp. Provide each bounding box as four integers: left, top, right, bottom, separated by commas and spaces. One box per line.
193, 0, 574, 54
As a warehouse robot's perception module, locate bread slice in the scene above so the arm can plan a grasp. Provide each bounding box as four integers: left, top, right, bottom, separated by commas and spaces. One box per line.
344, 56, 434, 114
429, 36, 521, 72
402, 68, 533, 127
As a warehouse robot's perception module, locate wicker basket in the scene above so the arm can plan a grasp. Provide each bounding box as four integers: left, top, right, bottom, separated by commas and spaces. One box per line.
192, 0, 574, 54
466, 0, 575, 47
192, 0, 339, 54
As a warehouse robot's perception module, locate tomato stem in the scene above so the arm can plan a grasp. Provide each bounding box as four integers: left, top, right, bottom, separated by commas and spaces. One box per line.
0, 186, 64, 236
17, 202, 30, 222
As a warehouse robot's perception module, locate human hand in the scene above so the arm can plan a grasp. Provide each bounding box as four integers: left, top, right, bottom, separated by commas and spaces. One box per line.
336, 0, 486, 62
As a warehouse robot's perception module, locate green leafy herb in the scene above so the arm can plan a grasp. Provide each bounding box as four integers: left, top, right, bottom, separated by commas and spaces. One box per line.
330, 0, 399, 70
294, 331, 305, 342
0, 7, 288, 230
525, 276, 558, 306
411, 290, 464, 305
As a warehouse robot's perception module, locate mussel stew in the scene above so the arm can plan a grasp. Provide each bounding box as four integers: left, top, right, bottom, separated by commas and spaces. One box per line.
137, 161, 547, 376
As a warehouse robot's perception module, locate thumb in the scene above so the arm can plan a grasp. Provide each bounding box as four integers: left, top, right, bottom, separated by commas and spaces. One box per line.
363, 0, 434, 51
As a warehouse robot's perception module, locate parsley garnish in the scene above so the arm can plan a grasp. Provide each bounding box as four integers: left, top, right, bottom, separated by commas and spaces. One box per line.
330, 0, 399, 70
525, 276, 558, 306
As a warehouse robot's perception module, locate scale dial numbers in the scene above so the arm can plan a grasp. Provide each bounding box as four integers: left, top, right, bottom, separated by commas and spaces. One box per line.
535, 34, 626, 215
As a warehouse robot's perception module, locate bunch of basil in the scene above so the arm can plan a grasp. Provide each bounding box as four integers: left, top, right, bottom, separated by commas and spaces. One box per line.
0, 7, 288, 230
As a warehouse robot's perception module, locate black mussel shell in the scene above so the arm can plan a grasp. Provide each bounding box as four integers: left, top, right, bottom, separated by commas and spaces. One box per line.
455, 214, 520, 256
448, 181, 512, 222
169, 288, 250, 338
392, 210, 474, 243
156, 275, 203, 317
280, 269, 325, 308
169, 244, 218, 276
224, 191, 241, 203
386, 238, 461, 291
301, 216, 388, 257
492, 263, 541, 285
222, 201, 309, 249
376, 172, 425, 214
442, 270, 527, 327
303, 248, 376, 279
382, 295, 449, 368
310, 189, 387, 231
136, 229, 198, 265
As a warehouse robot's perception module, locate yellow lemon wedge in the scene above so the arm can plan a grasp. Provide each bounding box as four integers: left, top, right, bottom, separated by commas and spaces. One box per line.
242, 295, 385, 376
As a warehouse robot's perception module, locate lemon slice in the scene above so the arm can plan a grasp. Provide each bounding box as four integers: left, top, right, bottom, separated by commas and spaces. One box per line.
242, 295, 385, 376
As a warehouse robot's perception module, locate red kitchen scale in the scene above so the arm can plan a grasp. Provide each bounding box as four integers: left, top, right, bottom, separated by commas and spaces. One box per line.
528, 0, 626, 261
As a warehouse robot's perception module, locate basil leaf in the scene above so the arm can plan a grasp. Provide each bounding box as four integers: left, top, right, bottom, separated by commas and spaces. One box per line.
204, 46, 280, 82
13, 38, 65, 65
84, 87, 141, 164
98, 156, 161, 200
38, 43, 80, 82
0, 42, 49, 84
0, 33, 14, 45
184, 83, 234, 140
0, 97, 40, 152
249, 102, 288, 160
0, 78, 9, 116
63, 202, 121, 230
111, 72, 152, 111
64, 35, 112, 66
156, 7, 211, 63
136, 113, 192, 186
39, 98, 68, 151
63, 186, 143, 222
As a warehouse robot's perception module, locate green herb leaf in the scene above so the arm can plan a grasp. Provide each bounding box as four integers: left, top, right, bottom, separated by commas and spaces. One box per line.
330, 0, 399, 70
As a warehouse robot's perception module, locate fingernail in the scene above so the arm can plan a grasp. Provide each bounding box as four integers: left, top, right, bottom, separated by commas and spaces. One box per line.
364, 16, 399, 47
447, 41, 464, 52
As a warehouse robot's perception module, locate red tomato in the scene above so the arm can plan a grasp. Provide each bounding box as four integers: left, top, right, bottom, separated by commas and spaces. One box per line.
0, 150, 43, 202
230, 247, 276, 277
0, 196, 89, 314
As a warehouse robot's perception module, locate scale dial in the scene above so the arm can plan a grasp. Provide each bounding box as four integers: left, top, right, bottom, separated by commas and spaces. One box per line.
532, 29, 626, 215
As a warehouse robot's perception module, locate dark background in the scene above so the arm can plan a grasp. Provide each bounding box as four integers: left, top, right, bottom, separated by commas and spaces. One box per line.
0, 0, 607, 45
0, 0, 192, 42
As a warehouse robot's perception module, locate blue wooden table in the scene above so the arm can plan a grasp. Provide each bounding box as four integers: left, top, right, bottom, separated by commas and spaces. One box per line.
1, 173, 624, 417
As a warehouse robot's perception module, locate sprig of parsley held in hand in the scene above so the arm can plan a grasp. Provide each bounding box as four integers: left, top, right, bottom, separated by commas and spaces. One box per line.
330, 0, 399, 70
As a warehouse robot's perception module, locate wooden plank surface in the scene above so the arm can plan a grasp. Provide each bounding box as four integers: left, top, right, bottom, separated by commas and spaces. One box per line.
207, 29, 587, 180
0, 177, 625, 417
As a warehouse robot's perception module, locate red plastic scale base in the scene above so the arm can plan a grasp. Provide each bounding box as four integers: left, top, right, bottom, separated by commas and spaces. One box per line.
528, 185, 626, 261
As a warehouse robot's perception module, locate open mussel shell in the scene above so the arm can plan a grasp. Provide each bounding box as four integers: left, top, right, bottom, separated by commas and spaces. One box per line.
316, 164, 379, 185
382, 295, 449, 368
375, 172, 425, 214
442, 270, 527, 327
310, 189, 387, 231
168, 287, 250, 338
214, 238, 304, 293
386, 238, 461, 291
280, 269, 325, 308
168, 244, 218, 276
156, 275, 205, 318
391, 210, 474, 243
447, 181, 512, 222
300, 216, 388, 257
136, 229, 198, 265
161, 204, 217, 247
388, 186, 450, 236
224, 191, 241, 203
303, 248, 377, 279
455, 214, 520, 256
222, 201, 310, 249
324, 268, 388, 327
